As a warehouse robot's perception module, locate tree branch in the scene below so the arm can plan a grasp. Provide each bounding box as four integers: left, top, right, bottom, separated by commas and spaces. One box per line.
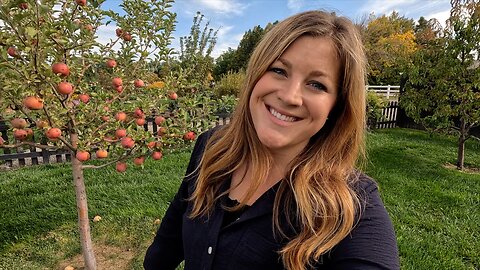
81, 148, 136, 169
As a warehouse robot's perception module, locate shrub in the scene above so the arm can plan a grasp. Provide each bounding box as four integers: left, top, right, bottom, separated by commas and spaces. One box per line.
366, 91, 386, 129
213, 70, 245, 97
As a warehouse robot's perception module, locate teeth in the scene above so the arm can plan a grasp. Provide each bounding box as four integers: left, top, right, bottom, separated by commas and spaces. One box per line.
269, 107, 297, 122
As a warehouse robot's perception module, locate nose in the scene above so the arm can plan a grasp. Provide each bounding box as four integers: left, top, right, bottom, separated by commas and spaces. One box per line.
277, 79, 303, 106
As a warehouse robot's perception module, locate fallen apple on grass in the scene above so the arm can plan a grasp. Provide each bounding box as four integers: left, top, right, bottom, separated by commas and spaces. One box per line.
116, 162, 127, 172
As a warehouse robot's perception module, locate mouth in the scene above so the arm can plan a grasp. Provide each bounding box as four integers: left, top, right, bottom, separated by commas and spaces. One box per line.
266, 105, 299, 122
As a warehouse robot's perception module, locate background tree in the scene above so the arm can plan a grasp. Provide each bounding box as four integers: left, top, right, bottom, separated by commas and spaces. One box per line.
0, 0, 202, 268
402, 0, 480, 170
362, 11, 416, 85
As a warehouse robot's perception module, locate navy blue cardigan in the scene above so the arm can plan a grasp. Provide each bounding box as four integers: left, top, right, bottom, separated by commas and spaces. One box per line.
144, 128, 400, 270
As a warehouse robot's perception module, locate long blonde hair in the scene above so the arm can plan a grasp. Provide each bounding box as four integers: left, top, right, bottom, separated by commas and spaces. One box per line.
189, 10, 367, 269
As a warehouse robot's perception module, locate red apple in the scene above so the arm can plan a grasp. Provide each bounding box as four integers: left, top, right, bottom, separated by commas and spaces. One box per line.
96, 149, 108, 159
134, 108, 144, 118
115, 112, 127, 122
57, 82, 73, 95
116, 162, 127, 172
154, 116, 165, 125
168, 91, 178, 100
10, 118, 28, 129
152, 151, 163, 160
183, 131, 196, 141
0, 137, 4, 145
14, 129, 28, 141
76, 0, 86, 6
115, 85, 123, 93
23, 96, 44, 110
115, 129, 127, 138
135, 118, 146, 126
121, 137, 134, 148
76, 151, 90, 162
134, 156, 145, 165
116, 28, 124, 37
123, 33, 132, 41
106, 59, 117, 68
79, 94, 89, 104
101, 116, 109, 122
147, 141, 156, 149
134, 79, 144, 88
84, 24, 93, 32
46, 127, 62, 140
18, 2, 28, 9
157, 127, 167, 136
52, 62, 70, 77
112, 77, 123, 87
7, 47, 18, 57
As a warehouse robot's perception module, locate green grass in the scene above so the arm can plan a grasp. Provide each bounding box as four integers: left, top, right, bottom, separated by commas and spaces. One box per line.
0, 128, 479, 269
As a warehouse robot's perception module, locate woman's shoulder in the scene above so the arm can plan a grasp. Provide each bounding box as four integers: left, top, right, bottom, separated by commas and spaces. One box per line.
324, 171, 400, 269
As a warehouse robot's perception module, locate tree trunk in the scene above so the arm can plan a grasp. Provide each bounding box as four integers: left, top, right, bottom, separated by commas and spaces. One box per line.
71, 133, 97, 269
457, 118, 466, 170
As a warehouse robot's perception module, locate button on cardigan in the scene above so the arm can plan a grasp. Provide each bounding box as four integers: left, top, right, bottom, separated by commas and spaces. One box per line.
144, 128, 400, 270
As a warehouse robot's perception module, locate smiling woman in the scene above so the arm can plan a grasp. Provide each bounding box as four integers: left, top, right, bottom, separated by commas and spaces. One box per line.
145, 10, 400, 270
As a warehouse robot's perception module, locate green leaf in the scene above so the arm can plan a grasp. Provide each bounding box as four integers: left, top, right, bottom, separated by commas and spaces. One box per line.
25, 27, 38, 39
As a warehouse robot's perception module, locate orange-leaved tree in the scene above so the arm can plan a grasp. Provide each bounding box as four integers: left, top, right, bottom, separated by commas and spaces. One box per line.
0, 0, 188, 269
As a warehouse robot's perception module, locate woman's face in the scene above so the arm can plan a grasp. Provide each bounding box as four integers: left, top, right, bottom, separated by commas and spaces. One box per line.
249, 36, 340, 158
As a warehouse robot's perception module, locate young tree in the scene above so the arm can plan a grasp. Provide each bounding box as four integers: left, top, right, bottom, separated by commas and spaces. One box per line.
177, 11, 218, 91
0, 0, 186, 268
402, 0, 480, 170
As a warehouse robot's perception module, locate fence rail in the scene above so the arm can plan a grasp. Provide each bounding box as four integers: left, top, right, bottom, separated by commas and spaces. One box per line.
367, 85, 400, 101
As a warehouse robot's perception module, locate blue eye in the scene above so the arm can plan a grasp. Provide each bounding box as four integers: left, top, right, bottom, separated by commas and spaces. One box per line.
269, 67, 287, 76
309, 81, 327, 91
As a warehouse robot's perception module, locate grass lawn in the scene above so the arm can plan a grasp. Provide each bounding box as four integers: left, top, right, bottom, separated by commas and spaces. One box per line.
0, 128, 479, 269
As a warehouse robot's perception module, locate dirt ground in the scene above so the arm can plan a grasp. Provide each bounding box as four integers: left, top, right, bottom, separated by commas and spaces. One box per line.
57, 244, 136, 270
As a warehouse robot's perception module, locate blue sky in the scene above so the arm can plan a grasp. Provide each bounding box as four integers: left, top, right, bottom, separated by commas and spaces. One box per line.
99, 0, 452, 59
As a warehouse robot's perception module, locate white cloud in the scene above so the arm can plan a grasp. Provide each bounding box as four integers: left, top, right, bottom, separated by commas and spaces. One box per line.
287, 0, 306, 13
359, 0, 416, 16
211, 32, 243, 59
217, 25, 234, 37
195, 0, 248, 15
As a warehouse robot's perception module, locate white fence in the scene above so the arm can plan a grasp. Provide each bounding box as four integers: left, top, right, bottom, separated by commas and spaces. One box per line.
367, 85, 400, 101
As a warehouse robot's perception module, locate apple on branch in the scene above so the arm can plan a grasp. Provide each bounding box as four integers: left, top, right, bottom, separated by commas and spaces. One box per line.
96, 149, 108, 159
57, 82, 74, 95
14, 129, 28, 141
23, 96, 44, 110
106, 59, 117, 68
76, 151, 90, 162
52, 63, 70, 77
10, 118, 28, 129
46, 127, 62, 141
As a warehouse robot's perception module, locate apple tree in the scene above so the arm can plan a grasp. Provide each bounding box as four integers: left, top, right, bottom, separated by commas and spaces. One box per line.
0, 0, 207, 268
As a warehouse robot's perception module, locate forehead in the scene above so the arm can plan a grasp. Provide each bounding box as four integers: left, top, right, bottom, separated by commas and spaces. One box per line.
277, 36, 340, 81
